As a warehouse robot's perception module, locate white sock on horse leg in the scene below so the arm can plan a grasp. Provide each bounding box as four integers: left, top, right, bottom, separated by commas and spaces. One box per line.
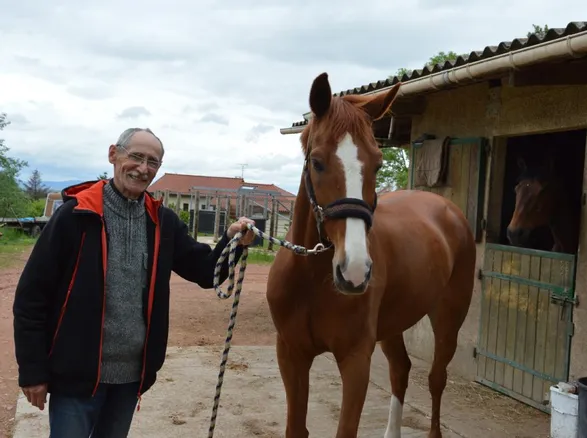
383, 393, 403, 438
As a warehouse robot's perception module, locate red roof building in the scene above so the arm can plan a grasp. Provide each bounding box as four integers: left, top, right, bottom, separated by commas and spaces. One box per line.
148, 173, 296, 218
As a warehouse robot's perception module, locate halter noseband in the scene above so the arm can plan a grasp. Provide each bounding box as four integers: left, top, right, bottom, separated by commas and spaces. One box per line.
303, 132, 378, 250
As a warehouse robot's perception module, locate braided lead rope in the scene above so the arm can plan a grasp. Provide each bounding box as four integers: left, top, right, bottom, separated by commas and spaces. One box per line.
207, 223, 330, 438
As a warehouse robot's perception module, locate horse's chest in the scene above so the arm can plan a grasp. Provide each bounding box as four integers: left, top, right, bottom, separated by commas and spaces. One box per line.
308, 291, 374, 331
267, 273, 375, 348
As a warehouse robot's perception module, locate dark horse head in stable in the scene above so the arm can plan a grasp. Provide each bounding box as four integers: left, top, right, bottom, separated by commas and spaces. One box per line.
507, 156, 575, 253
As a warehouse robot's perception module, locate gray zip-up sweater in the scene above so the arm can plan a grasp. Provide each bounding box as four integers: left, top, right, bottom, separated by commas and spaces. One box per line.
99, 181, 148, 384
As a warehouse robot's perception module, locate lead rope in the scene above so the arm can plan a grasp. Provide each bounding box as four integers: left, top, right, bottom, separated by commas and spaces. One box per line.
207, 223, 330, 438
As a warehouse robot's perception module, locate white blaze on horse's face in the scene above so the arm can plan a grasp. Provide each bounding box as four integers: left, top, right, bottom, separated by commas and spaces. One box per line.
333, 132, 372, 292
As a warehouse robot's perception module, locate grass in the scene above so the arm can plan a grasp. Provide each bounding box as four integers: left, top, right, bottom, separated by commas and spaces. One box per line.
0, 227, 279, 270
245, 248, 276, 265
0, 227, 37, 269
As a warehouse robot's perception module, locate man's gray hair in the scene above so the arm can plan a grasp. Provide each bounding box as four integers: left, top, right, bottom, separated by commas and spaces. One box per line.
115, 127, 165, 159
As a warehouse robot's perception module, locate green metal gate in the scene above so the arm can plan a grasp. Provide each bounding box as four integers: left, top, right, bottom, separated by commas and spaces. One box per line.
475, 243, 576, 412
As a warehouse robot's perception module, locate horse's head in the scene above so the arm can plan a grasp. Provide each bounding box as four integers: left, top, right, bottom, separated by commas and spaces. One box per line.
507, 157, 558, 247
301, 72, 401, 295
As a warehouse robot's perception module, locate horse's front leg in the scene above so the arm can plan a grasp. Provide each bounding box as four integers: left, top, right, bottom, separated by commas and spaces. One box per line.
334, 343, 376, 438
276, 334, 314, 438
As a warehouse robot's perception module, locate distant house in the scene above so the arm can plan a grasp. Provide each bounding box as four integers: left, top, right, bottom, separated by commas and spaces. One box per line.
148, 173, 296, 235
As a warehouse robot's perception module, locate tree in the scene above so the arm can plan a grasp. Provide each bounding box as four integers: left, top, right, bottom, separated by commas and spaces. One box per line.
388, 51, 465, 81
528, 24, 549, 38
24, 169, 50, 200
377, 147, 410, 191
0, 113, 27, 178
27, 198, 46, 217
0, 113, 30, 217
97, 171, 109, 180
427, 51, 460, 67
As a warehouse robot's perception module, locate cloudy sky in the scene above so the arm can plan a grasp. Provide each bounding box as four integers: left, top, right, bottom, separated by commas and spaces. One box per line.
0, 1, 583, 194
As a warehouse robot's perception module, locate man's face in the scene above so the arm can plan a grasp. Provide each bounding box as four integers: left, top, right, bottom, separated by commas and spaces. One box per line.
108, 131, 163, 199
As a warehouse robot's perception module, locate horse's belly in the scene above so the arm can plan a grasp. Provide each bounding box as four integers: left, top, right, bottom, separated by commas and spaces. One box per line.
375, 305, 429, 339
373, 249, 454, 339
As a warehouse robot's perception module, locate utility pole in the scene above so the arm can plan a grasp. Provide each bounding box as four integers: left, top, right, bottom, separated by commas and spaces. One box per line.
237, 163, 248, 180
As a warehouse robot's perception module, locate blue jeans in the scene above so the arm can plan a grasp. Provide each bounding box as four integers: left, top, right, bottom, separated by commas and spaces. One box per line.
48, 382, 140, 438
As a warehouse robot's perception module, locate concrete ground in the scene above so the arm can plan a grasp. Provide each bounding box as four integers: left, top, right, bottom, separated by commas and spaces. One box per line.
13, 346, 455, 438
2, 253, 552, 438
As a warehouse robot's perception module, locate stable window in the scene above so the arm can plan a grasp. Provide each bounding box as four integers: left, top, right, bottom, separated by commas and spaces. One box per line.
485, 128, 586, 255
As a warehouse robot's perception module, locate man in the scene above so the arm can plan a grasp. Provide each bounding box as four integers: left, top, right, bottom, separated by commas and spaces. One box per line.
13, 127, 255, 437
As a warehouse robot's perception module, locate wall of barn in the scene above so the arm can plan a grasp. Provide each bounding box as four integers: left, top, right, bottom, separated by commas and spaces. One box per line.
405, 79, 587, 382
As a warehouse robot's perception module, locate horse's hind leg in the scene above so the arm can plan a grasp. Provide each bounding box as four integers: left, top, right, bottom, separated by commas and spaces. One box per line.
427, 287, 473, 437
380, 336, 411, 438
427, 322, 457, 438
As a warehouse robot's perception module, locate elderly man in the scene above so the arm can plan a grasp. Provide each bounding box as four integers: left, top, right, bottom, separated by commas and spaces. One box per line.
13, 127, 255, 437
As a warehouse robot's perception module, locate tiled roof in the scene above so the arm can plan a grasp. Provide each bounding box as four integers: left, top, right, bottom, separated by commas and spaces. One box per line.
148, 173, 296, 214
287, 21, 587, 129
149, 173, 243, 193
148, 173, 296, 198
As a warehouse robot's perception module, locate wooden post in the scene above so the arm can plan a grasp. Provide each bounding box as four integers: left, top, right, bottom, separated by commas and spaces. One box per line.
268, 197, 277, 251
225, 196, 231, 233
289, 200, 295, 231
213, 192, 221, 242
188, 192, 193, 237
273, 198, 279, 237
193, 191, 200, 241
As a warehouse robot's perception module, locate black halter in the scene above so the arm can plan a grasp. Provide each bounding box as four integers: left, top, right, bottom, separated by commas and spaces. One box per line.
302, 133, 378, 250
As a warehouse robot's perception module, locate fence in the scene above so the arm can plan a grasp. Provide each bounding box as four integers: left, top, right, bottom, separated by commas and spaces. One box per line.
151, 187, 295, 249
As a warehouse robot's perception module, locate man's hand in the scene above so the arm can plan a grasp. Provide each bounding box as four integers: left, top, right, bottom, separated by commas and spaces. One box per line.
22, 383, 48, 411
227, 217, 256, 246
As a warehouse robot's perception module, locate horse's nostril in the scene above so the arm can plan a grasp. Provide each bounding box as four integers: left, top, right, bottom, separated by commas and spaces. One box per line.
508, 227, 531, 245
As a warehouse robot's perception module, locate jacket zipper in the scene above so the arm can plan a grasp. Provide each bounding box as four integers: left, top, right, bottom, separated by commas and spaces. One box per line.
92, 217, 109, 397
49, 232, 86, 356
136, 219, 161, 411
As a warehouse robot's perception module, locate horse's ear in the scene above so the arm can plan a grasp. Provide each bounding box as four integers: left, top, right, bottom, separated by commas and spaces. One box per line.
357, 82, 402, 121
517, 156, 527, 171
309, 72, 332, 119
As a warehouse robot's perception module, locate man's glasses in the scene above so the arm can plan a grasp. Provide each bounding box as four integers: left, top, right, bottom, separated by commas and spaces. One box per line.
118, 145, 161, 170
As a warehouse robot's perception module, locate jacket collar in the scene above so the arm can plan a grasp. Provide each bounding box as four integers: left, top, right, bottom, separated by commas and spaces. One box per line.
62, 179, 163, 224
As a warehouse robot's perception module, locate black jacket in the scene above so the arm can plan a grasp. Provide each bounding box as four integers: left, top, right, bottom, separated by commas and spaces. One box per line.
13, 180, 242, 400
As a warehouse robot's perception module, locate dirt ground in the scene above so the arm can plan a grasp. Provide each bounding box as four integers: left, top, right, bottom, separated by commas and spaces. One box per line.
0, 251, 30, 438
0, 248, 551, 438
0, 249, 277, 438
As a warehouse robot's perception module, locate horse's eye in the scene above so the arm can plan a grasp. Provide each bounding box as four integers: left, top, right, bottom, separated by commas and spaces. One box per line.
312, 159, 324, 172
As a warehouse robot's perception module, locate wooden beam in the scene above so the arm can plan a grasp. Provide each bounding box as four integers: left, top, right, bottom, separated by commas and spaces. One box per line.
390, 96, 427, 116
509, 59, 587, 86
374, 116, 412, 147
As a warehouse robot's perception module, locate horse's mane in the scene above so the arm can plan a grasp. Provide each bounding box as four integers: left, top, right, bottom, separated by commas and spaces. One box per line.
301, 97, 373, 154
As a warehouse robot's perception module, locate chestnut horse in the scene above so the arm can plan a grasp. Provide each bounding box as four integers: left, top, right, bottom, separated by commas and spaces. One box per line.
266, 73, 476, 438
507, 157, 579, 254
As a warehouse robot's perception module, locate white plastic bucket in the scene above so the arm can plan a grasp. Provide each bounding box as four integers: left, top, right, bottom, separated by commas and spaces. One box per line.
551, 384, 579, 438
